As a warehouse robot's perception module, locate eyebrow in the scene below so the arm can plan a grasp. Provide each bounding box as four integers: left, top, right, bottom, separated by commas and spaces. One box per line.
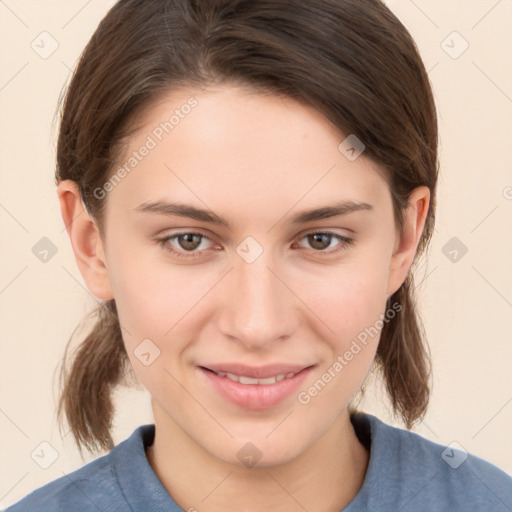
134, 199, 374, 229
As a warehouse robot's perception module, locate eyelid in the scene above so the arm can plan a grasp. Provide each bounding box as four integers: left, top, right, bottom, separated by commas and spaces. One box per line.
156, 229, 354, 258
156, 230, 216, 259
293, 231, 353, 255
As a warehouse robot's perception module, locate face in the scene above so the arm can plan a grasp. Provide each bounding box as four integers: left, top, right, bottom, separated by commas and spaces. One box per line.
90, 86, 415, 467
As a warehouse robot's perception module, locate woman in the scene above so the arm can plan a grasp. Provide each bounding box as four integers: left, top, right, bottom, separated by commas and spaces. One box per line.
7, 0, 512, 510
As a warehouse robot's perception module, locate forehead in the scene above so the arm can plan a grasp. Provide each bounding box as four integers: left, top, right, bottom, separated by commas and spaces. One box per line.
107, 86, 391, 225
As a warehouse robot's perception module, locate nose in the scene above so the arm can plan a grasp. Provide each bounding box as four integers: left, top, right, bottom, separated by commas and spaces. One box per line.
217, 249, 299, 351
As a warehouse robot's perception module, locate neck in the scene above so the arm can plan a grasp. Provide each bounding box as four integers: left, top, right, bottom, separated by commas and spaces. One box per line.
146, 406, 369, 512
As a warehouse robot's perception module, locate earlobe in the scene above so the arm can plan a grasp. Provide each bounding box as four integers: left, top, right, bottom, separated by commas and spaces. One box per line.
386, 186, 430, 297
57, 180, 114, 300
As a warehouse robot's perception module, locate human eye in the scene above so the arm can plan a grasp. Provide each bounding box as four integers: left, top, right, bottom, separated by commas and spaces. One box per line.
156, 231, 216, 259
156, 230, 353, 260
294, 231, 354, 256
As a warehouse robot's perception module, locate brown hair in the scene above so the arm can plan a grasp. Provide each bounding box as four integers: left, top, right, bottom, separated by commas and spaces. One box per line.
55, 0, 438, 454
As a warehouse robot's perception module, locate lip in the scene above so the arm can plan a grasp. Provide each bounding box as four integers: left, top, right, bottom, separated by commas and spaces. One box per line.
198, 364, 315, 410
202, 363, 311, 379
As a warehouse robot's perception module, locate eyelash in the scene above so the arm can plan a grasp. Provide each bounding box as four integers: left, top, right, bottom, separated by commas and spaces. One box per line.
156, 231, 354, 259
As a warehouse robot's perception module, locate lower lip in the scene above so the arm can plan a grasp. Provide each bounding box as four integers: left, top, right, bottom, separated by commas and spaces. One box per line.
198, 366, 314, 410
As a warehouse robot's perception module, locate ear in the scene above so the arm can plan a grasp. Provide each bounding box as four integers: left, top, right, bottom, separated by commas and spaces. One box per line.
57, 180, 114, 300
386, 186, 430, 297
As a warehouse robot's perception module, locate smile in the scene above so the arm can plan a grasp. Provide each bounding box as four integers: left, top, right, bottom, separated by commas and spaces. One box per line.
199, 365, 315, 409
210, 370, 299, 385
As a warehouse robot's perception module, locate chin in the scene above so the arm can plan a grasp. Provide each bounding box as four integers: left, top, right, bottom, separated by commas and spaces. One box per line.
204, 432, 308, 470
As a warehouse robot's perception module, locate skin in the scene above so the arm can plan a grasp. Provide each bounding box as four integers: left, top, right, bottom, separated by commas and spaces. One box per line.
58, 85, 429, 511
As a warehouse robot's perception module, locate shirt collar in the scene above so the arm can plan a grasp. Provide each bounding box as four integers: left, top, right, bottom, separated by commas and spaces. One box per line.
111, 412, 385, 511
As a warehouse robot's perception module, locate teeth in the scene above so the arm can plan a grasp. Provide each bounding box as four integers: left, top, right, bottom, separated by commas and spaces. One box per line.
238, 375, 259, 385
215, 371, 297, 385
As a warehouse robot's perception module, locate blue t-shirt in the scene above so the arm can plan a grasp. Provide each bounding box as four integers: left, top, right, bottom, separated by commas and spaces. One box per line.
5, 412, 512, 511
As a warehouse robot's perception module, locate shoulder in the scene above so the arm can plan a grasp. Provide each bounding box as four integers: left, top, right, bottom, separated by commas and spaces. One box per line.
349, 412, 512, 511
4, 455, 123, 512
4, 425, 153, 512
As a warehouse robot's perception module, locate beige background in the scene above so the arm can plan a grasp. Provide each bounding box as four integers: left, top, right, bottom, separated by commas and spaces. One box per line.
1, 0, 511, 508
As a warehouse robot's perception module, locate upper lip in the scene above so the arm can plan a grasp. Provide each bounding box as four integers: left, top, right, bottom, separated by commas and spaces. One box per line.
201, 363, 314, 379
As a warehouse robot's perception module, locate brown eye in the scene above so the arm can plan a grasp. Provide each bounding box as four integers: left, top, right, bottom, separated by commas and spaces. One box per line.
176, 233, 203, 251
307, 233, 333, 250
296, 231, 353, 255
157, 232, 213, 258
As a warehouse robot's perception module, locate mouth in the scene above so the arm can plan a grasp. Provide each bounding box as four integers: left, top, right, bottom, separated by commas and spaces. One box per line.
198, 363, 315, 410
200, 362, 312, 379
201, 367, 300, 385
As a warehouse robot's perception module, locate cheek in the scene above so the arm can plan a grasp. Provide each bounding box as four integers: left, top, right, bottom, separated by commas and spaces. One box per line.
293, 254, 391, 342
293, 266, 390, 413
105, 238, 223, 391
105, 231, 202, 338
290, 249, 392, 401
